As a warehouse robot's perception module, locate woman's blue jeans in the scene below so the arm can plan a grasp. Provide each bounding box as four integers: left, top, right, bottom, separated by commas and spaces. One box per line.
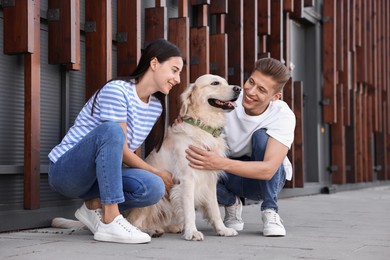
48, 122, 165, 212
217, 128, 286, 212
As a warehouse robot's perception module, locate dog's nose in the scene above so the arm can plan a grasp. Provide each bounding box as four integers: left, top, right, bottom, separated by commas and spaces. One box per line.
233, 86, 241, 94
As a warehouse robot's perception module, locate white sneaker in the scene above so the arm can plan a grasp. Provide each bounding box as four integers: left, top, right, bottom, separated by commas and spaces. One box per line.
75, 203, 102, 234
223, 197, 244, 231
261, 209, 286, 236
94, 215, 151, 244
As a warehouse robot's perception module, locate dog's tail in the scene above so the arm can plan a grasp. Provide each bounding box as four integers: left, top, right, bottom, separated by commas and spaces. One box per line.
51, 217, 87, 230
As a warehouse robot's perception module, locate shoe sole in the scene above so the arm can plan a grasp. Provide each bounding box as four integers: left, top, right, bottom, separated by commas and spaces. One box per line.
94, 232, 151, 244
263, 230, 286, 237
75, 209, 97, 234
225, 222, 244, 231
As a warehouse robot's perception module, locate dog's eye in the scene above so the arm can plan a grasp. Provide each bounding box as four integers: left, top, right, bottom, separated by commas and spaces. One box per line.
211, 81, 220, 85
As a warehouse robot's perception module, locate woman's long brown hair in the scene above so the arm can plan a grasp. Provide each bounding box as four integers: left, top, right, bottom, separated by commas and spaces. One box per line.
90, 39, 183, 153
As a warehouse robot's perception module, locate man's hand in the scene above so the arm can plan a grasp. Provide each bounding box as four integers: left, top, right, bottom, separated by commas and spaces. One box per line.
185, 145, 225, 171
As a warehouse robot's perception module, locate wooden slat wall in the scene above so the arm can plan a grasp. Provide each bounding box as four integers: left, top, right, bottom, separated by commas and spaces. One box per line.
327, 0, 390, 184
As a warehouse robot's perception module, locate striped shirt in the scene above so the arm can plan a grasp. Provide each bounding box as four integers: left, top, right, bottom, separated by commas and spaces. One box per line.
48, 80, 162, 163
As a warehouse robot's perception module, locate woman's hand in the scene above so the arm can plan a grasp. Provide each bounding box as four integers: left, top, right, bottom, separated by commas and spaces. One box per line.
155, 169, 174, 194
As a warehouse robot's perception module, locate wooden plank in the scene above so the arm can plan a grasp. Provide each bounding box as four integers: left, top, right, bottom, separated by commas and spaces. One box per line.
24, 0, 40, 210
190, 27, 210, 82
48, 0, 78, 65
117, 0, 141, 77
291, 0, 303, 19
191, 0, 209, 5
85, 0, 112, 100
345, 90, 356, 183
65, 0, 80, 71
342, 0, 351, 126
270, 0, 283, 60
258, 35, 268, 55
258, 0, 270, 36
3, 0, 34, 54
210, 0, 227, 14
355, 86, 363, 182
243, 0, 257, 80
304, 0, 314, 7
145, 6, 166, 43
210, 34, 228, 78
354, 0, 361, 48
168, 16, 190, 124
195, 4, 208, 27
283, 0, 294, 13
293, 81, 304, 188
284, 12, 291, 71
226, 0, 243, 86
363, 86, 371, 182
336, 0, 344, 71
331, 83, 346, 184
322, 0, 337, 123
350, 0, 356, 51
282, 79, 294, 188
372, 0, 381, 132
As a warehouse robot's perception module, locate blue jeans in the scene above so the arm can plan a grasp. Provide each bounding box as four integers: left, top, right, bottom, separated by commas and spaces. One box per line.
217, 129, 286, 212
48, 122, 165, 212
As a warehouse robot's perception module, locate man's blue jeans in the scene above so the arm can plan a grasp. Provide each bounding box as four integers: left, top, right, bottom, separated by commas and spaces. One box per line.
217, 129, 286, 212
48, 122, 165, 212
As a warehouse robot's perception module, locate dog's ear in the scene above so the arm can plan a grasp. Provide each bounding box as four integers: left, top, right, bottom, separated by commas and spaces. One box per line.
179, 83, 195, 116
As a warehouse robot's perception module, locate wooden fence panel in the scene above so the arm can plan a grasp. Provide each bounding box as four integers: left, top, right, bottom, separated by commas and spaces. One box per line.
226, 0, 243, 86
243, 0, 257, 80
283, 78, 294, 188
293, 81, 304, 187
85, 0, 112, 100
117, 0, 141, 77
24, 0, 40, 209
3, 0, 34, 54
322, 0, 337, 123
48, 0, 79, 66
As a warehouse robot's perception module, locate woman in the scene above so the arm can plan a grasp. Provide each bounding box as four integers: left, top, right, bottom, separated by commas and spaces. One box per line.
48, 39, 183, 244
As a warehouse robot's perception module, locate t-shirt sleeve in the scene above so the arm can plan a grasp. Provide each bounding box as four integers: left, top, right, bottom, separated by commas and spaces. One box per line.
97, 81, 128, 122
267, 108, 296, 149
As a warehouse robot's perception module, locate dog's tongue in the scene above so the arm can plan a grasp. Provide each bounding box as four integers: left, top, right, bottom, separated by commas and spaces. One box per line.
227, 101, 237, 108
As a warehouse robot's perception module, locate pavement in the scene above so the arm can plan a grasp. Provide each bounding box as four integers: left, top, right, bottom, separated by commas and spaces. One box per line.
1, 185, 390, 260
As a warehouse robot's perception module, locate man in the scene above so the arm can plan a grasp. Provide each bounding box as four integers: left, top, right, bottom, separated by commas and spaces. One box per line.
185, 57, 295, 237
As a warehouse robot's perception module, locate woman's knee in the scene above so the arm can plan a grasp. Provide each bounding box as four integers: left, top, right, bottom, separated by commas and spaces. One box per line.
97, 122, 125, 144
147, 176, 165, 204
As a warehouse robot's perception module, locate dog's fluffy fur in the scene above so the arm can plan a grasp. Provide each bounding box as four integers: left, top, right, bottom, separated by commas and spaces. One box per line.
51, 74, 241, 241
124, 74, 240, 241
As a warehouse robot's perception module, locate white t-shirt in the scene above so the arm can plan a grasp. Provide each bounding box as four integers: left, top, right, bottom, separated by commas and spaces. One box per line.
225, 92, 296, 180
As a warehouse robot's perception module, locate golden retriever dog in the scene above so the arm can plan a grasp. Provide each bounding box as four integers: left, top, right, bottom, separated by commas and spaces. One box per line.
124, 74, 241, 241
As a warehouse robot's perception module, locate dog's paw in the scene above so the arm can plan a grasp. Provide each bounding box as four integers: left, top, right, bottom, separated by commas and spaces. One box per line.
144, 228, 165, 238
165, 224, 183, 234
216, 227, 238, 237
183, 230, 204, 241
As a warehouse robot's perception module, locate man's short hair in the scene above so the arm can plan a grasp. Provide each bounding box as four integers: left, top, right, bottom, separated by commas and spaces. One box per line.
253, 58, 291, 93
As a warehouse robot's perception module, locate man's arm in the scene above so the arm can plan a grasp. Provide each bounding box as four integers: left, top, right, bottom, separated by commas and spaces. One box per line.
185, 136, 288, 180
